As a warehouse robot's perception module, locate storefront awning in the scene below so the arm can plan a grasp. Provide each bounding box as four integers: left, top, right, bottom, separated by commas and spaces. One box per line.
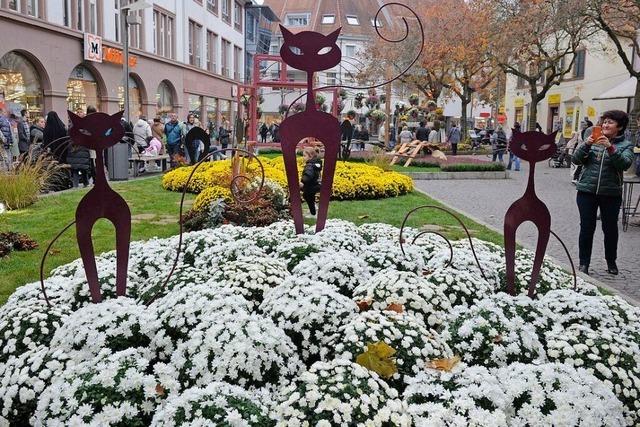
593, 77, 636, 100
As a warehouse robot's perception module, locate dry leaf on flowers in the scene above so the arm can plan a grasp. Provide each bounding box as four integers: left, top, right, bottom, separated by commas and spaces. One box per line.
356, 300, 372, 312
385, 303, 404, 314
356, 341, 398, 379
155, 384, 166, 397
426, 355, 461, 372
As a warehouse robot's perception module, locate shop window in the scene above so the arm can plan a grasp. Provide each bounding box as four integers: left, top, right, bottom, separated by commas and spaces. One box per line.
156, 80, 174, 118
118, 75, 143, 119
0, 51, 44, 118
204, 97, 217, 130
67, 65, 101, 113
188, 94, 202, 119
219, 99, 231, 125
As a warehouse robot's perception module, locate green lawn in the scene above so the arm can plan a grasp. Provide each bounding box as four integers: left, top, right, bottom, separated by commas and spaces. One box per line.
0, 175, 501, 305
0, 176, 195, 305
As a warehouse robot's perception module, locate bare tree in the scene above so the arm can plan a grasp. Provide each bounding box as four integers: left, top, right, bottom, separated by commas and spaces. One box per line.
586, 0, 640, 134
487, 0, 596, 131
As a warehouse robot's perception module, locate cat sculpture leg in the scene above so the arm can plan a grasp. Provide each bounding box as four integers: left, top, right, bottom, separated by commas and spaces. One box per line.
75, 189, 131, 302
280, 133, 305, 234
504, 198, 551, 298
315, 133, 340, 232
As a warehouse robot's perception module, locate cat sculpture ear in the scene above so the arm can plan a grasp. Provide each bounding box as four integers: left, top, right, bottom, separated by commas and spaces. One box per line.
326, 27, 341, 44
112, 110, 125, 121
68, 110, 82, 127
280, 25, 294, 41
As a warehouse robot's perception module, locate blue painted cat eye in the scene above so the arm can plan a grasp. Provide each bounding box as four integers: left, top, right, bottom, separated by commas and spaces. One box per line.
105, 128, 113, 136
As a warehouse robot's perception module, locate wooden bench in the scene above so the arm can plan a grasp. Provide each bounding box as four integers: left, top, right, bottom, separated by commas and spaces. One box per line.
129, 154, 170, 177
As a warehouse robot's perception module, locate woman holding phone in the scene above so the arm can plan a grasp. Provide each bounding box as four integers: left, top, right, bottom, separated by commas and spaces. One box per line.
572, 110, 635, 275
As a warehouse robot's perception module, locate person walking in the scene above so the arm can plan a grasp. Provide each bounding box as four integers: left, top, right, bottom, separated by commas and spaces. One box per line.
506, 123, 521, 171
572, 110, 635, 276
446, 122, 461, 155
491, 126, 507, 163
360, 126, 369, 151
164, 113, 186, 167
300, 146, 322, 218
184, 114, 203, 163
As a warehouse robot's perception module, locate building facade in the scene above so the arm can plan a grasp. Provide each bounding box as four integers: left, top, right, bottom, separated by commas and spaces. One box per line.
260, 0, 401, 121
503, 33, 632, 137
0, 0, 253, 129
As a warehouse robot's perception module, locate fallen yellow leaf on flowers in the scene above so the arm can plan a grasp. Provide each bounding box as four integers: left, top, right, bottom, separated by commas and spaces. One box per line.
356, 341, 398, 379
426, 355, 461, 372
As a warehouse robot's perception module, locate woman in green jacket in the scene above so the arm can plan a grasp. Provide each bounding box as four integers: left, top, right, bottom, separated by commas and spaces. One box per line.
572, 110, 634, 275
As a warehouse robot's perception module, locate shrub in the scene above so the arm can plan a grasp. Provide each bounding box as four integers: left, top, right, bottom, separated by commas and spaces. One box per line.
0, 231, 38, 257
440, 162, 506, 172
0, 152, 66, 210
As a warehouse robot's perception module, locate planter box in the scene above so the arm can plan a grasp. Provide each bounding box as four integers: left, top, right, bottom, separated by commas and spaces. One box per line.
405, 171, 509, 180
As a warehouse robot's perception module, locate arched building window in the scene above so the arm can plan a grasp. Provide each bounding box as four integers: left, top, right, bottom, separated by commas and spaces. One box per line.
118, 74, 143, 119
156, 80, 175, 118
0, 51, 43, 116
67, 65, 102, 113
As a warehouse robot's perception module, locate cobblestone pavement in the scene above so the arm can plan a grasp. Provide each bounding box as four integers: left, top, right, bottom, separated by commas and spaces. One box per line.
414, 161, 640, 303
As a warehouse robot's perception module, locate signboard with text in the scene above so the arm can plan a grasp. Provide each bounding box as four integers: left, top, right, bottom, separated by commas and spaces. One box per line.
84, 33, 103, 63
102, 47, 137, 68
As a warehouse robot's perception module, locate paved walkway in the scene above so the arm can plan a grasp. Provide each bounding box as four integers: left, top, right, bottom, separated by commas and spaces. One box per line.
415, 161, 640, 303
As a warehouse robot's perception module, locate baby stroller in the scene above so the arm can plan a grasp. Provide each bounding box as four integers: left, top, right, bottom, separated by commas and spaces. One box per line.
548, 139, 571, 168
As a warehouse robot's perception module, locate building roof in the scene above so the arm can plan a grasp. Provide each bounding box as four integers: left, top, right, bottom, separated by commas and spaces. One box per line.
262, 0, 400, 38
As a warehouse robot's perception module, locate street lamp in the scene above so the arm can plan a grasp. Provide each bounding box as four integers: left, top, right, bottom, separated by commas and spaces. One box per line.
120, 0, 151, 122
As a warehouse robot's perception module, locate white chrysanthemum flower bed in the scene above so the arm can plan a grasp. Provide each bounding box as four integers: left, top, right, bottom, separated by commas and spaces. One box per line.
0, 219, 637, 426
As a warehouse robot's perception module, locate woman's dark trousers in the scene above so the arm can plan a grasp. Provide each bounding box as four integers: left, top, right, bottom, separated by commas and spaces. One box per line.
576, 191, 622, 267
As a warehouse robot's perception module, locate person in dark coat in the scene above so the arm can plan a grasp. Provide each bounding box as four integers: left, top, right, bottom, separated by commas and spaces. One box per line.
415, 121, 430, 142
301, 146, 322, 217
259, 123, 269, 143
43, 111, 68, 162
67, 143, 91, 187
17, 109, 30, 154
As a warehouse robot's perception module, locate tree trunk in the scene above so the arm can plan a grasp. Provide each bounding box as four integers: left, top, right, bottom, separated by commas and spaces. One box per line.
527, 84, 539, 132
460, 91, 470, 139
629, 77, 640, 141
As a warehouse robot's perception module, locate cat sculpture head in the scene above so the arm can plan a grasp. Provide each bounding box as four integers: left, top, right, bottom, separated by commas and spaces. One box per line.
68, 110, 125, 150
510, 130, 558, 163
279, 25, 342, 73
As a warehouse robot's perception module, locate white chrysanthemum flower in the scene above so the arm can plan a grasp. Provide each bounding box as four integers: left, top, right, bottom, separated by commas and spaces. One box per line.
352, 269, 452, 329
328, 310, 452, 387
49, 297, 162, 363
210, 255, 290, 307
423, 266, 495, 309
0, 301, 69, 364
291, 250, 371, 296
274, 359, 409, 426
163, 312, 302, 390
150, 382, 272, 426
545, 324, 640, 424
0, 347, 72, 424
442, 293, 553, 367
404, 362, 625, 426
32, 348, 171, 426
260, 277, 358, 363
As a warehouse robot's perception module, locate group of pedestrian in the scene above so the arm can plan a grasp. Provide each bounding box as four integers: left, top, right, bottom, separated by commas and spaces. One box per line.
258, 122, 281, 144
1, 108, 46, 170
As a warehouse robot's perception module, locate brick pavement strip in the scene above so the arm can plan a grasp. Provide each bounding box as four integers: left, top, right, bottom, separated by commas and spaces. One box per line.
413, 162, 640, 305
